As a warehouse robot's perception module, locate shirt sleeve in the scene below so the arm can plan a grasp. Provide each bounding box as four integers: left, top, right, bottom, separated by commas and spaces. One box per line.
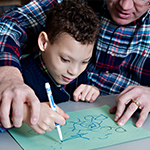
0, 0, 57, 70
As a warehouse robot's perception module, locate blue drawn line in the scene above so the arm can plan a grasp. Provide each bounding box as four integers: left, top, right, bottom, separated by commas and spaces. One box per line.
98, 133, 112, 140
63, 114, 127, 142
64, 130, 89, 141
27, 113, 127, 143
68, 114, 108, 132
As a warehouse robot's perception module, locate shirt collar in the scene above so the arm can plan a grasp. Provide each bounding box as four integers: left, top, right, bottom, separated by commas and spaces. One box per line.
35, 50, 62, 88
141, 10, 150, 22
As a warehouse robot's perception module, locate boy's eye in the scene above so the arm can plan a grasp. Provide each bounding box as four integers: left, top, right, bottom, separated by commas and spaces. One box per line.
82, 61, 89, 64
61, 57, 69, 62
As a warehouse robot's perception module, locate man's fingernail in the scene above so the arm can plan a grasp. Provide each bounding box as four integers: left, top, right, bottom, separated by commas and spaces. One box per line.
31, 118, 37, 124
114, 115, 119, 121
136, 122, 142, 127
118, 119, 124, 126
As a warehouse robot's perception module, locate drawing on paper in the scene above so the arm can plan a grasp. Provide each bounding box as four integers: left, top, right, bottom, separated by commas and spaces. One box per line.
62, 114, 126, 142
27, 113, 127, 142
8, 105, 150, 150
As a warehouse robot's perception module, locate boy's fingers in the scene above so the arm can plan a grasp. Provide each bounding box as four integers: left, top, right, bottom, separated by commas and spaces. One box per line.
30, 125, 46, 134
88, 89, 100, 103
56, 105, 69, 120
73, 86, 83, 101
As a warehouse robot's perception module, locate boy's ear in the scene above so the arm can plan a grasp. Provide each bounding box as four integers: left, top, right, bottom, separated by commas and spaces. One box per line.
38, 31, 49, 51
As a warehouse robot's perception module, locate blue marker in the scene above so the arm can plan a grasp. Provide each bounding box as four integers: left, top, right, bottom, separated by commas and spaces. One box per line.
0, 125, 7, 133
45, 82, 63, 142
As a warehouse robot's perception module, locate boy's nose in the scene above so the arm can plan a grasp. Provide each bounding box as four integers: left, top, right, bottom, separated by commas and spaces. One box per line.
119, 0, 134, 10
67, 65, 79, 76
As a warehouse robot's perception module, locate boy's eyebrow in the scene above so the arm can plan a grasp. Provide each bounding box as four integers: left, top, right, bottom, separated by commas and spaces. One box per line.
83, 56, 92, 61
61, 52, 91, 60
66, 54, 91, 61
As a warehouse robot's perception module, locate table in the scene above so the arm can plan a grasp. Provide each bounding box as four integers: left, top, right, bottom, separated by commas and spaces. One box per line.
0, 94, 150, 150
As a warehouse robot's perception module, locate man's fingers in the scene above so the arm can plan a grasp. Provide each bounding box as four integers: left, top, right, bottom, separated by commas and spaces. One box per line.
0, 92, 13, 128
114, 88, 137, 122
0, 104, 12, 128
109, 105, 117, 114
114, 100, 127, 122
136, 108, 149, 127
116, 85, 135, 99
11, 89, 24, 127
12, 101, 23, 127
117, 102, 138, 126
27, 93, 40, 125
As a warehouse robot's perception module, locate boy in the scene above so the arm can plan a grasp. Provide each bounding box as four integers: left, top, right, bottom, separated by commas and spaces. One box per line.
21, 0, 100, 134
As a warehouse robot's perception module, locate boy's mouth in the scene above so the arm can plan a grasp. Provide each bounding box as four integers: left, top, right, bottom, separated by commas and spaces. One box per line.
62, 75, 74, 82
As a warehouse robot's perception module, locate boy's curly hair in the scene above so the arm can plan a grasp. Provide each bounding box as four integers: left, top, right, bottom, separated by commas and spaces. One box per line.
45, 0, 100, 44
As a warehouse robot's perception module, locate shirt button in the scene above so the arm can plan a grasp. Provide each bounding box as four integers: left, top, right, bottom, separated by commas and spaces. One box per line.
111, 53, 115, 56
106, 70, 109, 74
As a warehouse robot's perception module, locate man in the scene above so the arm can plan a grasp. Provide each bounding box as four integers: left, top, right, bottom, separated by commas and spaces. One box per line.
0, 0, 150, 130
86, 0, 150, 127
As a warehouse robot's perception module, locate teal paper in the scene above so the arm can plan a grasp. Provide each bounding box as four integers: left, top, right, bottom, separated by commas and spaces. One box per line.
8, 105, 150, 150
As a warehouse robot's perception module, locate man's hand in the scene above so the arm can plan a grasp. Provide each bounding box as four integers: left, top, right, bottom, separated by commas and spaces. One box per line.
0, 66, 40, 128
109, 85, 150, 127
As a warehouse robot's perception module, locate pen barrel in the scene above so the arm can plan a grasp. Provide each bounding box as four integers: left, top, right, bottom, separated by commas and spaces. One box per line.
56, 125, 63, 142
45, 82, 63, 142
49, 94, 56, 110
55, 123, 59, 126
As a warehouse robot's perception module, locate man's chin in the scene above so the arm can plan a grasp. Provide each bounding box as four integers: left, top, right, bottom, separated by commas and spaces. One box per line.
113, 18, 131, 26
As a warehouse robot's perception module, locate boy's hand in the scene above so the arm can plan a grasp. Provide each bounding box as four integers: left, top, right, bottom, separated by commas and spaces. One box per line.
73, 84, 100, 103
23, 102, 69, 134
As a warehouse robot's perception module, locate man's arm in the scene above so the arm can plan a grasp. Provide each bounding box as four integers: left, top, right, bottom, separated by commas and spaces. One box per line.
0, 0, 57, 68
0, 66, 40, 127
0, 0, 57, 128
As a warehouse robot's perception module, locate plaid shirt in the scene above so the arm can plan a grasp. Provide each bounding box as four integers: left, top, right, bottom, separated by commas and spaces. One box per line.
87, 5, 150, 95
0, 0, 57, 70
0, 0, 150, 96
